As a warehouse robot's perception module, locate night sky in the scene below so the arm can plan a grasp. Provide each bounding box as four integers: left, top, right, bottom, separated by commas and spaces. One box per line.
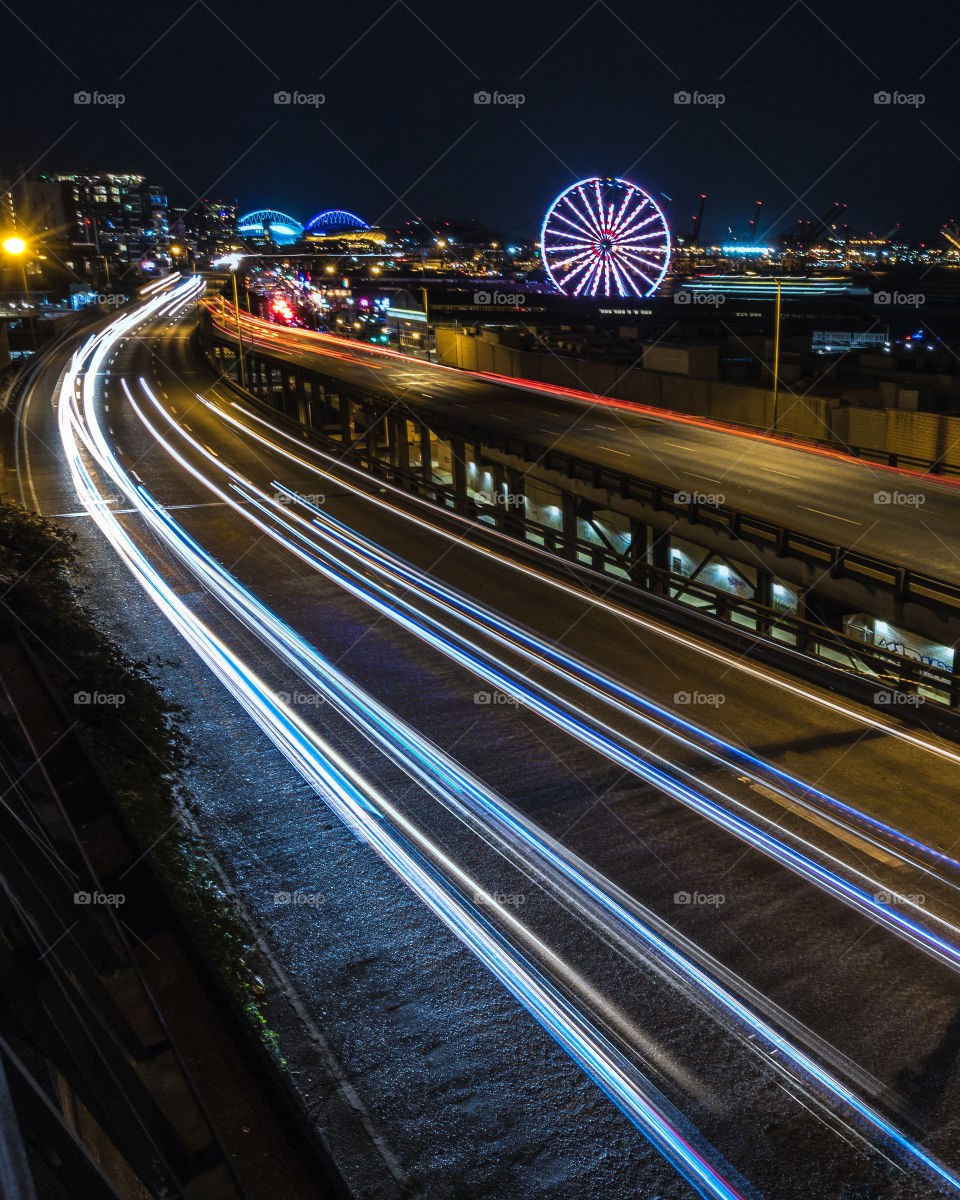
3, 0, 958, 241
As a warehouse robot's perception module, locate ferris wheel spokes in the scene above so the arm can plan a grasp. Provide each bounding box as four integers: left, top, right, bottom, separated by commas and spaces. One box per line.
541, 176, 671, 299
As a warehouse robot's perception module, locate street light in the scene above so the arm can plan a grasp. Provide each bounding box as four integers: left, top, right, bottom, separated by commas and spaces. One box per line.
771, 279, 782, 434
3, 235, 36, 354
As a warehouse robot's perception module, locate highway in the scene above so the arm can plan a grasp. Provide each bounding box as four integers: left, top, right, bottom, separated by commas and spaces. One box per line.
14, 279, 960, 1198
210, 306, 960, 586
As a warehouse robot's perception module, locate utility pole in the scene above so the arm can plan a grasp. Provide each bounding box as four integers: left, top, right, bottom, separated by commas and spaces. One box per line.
231, 271, 246, 389
771, 279, 781, 434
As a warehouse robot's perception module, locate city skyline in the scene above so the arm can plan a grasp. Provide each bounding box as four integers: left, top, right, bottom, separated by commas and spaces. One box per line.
2, 0, 959, 242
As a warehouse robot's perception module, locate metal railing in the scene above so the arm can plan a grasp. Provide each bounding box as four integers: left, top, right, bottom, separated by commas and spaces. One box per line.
200, 326, 959, 715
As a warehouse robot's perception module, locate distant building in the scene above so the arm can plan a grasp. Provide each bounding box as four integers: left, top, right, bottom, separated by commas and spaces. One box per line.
190, 199, 238, 256
46, 173, 170, 267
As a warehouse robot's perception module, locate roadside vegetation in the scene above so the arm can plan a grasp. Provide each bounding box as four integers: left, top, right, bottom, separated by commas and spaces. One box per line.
0, 497, 270, 1028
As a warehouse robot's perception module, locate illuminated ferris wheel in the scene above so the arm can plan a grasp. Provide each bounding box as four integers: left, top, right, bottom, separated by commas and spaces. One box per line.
540, 176, 671, 298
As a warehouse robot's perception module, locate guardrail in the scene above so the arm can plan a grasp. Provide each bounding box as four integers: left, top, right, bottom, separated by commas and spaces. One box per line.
200, 319, 960, 717
464, 428, 960, 619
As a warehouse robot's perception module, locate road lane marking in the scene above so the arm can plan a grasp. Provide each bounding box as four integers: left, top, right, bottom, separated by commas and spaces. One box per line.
749, 783, 902, 868
800, 506, 862, 525
599, 445, 630, 456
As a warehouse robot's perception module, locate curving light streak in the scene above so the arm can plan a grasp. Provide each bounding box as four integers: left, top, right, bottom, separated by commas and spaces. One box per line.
59, 289, 960, 1192
121, 386, 960, 985
210, 298, 960, 496
193, 372, 960, 778
112, 361, 960, 1193
58, 284, 753, 1200
133, 371, 960, 893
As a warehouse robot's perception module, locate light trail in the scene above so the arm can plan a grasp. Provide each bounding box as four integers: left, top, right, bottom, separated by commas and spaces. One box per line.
59, 282, 756, 1200
209, 301, 960, 492
139, 368, 960, 897
63, 287, 960, 1194
122, 384, 960, 986
189, 376, 960, 778
105, 363, 960, 1191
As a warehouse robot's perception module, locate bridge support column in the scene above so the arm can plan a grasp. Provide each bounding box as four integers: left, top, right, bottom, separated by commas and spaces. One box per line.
650, 529, 671, 595
420, 427, 433, 489
451, 436, 468, 515
281, 370, 295, 418
795, 591, 812, 654
294, 370, 307, 425
505, 467, 526, 538
628, 520, 648, 586
755, 568, 773, 635
561, 490, 578, 562
339, 394, 351, 442
390, 416, 411, 486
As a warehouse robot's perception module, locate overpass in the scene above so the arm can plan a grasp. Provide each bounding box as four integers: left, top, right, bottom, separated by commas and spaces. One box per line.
200, 304, 960, 712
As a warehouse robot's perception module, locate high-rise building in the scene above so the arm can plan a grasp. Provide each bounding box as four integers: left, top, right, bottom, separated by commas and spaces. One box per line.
45, 173, 170, 266
192, 199, 238, 256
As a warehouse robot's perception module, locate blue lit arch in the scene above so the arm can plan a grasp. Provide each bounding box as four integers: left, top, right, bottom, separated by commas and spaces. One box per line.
304, 209, 370, 236
237, 209, 304, 245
